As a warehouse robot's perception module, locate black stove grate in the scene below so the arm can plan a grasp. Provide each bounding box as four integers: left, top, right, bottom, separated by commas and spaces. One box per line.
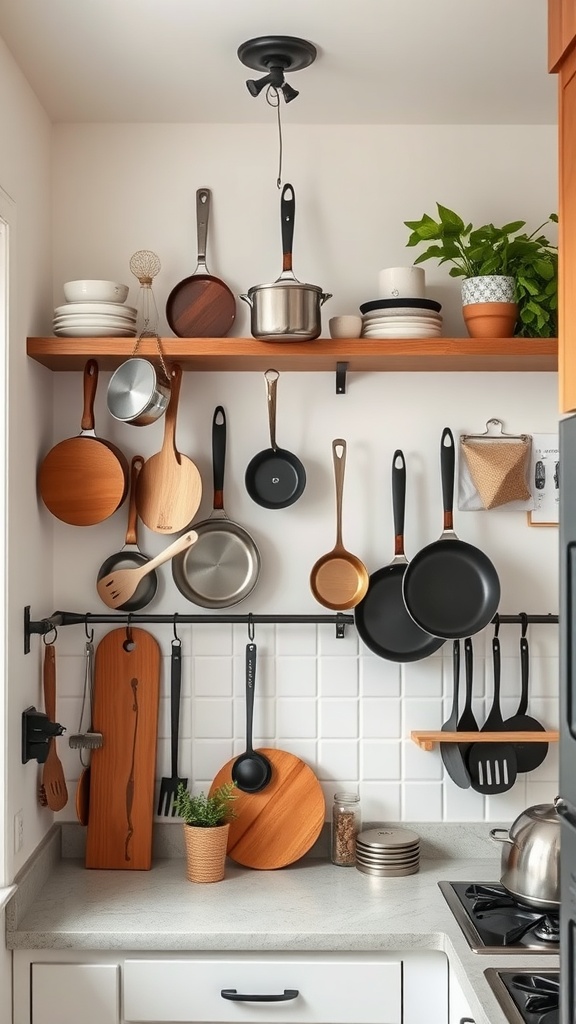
489, 971, 560, 1024
439, 881, 560, 953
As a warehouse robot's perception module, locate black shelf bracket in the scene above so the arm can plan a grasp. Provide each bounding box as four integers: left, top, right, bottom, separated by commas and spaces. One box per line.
336, 362, 348, 394
23, 606, 355, 652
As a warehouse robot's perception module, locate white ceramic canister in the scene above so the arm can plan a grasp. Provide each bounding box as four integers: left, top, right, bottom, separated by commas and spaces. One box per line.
378, 266, 426, 299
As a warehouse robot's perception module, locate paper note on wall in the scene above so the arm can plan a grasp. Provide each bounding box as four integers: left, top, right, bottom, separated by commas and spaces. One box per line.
528, 433, 559, 525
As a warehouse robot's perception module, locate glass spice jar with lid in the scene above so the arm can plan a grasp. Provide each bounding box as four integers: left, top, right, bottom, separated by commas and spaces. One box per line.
331, 791, 361, 866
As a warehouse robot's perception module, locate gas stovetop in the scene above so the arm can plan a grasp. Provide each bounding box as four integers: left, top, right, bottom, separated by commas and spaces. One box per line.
439, 882, 560, 953
485, 970, 560, 1024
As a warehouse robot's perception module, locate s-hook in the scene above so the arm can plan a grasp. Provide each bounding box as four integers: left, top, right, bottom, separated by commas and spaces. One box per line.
173, 613, 182, 648
247, 613, 255, 642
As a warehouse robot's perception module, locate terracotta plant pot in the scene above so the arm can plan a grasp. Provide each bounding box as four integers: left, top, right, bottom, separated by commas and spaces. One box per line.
462, 301, 519, 339
183, 823, 230, 883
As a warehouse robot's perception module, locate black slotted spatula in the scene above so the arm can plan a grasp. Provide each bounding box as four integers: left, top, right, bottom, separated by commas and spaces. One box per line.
467, 634, 518, 794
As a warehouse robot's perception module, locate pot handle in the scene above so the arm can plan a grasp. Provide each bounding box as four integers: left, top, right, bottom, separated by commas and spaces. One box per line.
239, 294, 253, 308
489, 827, 514, 845
320, 292, 333, 306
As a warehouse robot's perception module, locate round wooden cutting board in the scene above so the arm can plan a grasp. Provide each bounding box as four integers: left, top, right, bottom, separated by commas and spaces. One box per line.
210, 748, 325, 870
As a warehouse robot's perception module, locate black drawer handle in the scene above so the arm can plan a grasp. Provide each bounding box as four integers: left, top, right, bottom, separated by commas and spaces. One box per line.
221, 989, 299, 1003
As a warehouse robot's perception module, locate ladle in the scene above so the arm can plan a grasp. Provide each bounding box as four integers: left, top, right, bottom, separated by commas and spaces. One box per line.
231, 643, 272, 793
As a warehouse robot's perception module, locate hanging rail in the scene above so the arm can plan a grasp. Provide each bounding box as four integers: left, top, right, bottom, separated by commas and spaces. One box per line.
23, 607, 558, 654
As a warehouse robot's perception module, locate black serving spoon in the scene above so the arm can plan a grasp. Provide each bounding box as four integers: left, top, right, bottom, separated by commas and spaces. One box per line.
232, 643, 272, 793
502, 615, 548, 772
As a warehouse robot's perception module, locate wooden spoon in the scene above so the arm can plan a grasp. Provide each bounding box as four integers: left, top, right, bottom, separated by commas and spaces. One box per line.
97, 530, 198, 608
135, 364, 203, 533
41, 644, 68, 811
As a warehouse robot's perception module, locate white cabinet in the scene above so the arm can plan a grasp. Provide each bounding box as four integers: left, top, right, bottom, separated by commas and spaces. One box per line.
31, 963, 119, 1024
448, 965, 476, 1024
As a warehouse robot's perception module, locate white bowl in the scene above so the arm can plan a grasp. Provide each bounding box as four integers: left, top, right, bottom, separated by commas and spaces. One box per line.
329, 315, 363, 339
63, 279, 130, 304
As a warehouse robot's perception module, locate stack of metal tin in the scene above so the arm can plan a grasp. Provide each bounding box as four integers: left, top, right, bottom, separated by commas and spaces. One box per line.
355, 827, 420, 876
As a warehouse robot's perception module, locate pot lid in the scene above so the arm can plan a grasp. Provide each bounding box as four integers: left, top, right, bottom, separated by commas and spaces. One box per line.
247, 279, 324, 295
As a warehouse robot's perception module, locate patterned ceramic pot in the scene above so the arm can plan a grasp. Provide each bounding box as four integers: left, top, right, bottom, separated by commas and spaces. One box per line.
461, 275, 516, 306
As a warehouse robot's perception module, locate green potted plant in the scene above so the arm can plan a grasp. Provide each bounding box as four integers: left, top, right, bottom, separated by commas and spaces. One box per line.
403, 203, 557, 338
175, 781, 237, 883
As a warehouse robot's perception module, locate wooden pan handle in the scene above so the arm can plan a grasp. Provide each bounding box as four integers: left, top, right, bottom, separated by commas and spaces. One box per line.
43, 643, 56, 722
125, 456, 144, 546
81, 360, 98, 432
162, 364, 182, 457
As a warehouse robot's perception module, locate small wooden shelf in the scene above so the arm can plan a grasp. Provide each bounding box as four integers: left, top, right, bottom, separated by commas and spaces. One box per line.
411, 730, 559, 751
26, 337, 558, 373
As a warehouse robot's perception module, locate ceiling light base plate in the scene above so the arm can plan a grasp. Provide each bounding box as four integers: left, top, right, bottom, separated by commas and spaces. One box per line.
237, 36, 317, 74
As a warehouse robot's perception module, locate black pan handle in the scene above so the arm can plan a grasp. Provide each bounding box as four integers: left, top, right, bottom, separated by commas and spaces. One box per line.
221, 990, 299, 1003
212, 406, 226, 511
463, 638, 474, 713
518, 634, 530, 716
440, 427, 455, 531
281, 183, 295, 275
450, 639, 460, 719
170, 638, 182, 779
484, 635, 503, 728
391, 449, 406, 557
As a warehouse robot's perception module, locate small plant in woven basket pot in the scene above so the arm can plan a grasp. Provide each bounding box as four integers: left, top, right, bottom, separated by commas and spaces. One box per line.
404, 203, 557, 338
175, 781, 237, 883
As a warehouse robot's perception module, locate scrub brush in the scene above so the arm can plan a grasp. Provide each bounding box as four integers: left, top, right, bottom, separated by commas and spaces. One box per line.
68, 639, 103, 755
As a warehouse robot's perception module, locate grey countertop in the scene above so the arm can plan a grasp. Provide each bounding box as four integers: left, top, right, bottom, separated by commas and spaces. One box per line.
5, 825, 559, 1024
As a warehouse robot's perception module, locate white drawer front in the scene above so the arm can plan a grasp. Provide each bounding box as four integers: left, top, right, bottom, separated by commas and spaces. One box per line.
32, 963, 119, 1024
123, 957, 402, 1023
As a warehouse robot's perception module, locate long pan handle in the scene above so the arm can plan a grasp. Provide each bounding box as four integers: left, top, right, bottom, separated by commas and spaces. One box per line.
81, 360, 98, 432
280, 183, 295, 278
170, 640, 182, 778
212, 406, 226, 512
332, 439, 346, 548
440, 426, 455, 531
125, 456, 144, 546
196, 188, 211, 271
518, 634, 530, 716
391, 449, 406, 557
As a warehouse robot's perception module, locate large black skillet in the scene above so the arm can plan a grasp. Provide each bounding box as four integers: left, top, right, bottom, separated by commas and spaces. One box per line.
402, 427, 501, 639
245, 368, 306, 509
354, 450, 445, 662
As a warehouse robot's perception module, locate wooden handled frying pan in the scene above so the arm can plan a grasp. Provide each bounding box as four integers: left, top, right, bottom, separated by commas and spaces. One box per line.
38, 359, 129, 526
165, 188, 236, 338
135, 363, 203, 534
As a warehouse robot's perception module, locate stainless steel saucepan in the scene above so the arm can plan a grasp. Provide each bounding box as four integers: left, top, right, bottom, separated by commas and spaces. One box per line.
490, 798, 561, 910
240, 183, 331, 342
107, 356, 171, 426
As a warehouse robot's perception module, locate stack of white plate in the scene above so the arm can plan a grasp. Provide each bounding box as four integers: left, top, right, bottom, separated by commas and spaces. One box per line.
53, 301, 137, 338
355, 827, 420, 877
359, 297, 442, 339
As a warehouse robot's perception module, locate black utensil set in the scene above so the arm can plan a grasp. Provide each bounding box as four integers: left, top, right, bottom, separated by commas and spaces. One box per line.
440, 620, 547, 793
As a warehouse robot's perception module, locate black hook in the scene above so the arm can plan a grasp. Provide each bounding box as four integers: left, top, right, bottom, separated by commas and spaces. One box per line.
493, 613, 500, 638
84, 614, 94, 643
247, 613, 255, 642
520, 611, 529, 639
172, 612, 181, 647
42, 624, 57, 645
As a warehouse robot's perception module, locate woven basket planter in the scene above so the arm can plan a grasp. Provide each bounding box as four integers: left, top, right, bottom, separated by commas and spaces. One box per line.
183, 823, 230, 883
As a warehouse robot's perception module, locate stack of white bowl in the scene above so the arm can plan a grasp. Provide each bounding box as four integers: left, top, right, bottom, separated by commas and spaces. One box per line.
53, 280, 137, 337
360, 266, 443, 340
355, 826, 420, 877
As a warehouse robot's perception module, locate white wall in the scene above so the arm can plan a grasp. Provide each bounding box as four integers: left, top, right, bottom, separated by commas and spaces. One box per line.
35, 122, 560, 829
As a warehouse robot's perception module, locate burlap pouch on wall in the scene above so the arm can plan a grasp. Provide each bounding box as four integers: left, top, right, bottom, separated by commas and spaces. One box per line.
460, 435, 532, 509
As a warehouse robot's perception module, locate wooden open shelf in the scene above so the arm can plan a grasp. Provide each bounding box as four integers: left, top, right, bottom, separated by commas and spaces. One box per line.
26, 337, 558, 373
411, 730, 559, 751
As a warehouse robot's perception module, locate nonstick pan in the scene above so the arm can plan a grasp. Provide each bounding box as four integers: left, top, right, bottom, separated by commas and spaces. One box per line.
354, 450, 445, 662
245, 368, 306, 509
172, 406, 261, 607
97, 455, 158, 611
310, 439, 369, 610
402, 427, 501, 639
38, 359, 129, 526
165, 188, 236, 338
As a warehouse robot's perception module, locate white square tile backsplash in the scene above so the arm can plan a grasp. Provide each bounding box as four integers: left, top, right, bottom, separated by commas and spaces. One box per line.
54, 621, 559, 824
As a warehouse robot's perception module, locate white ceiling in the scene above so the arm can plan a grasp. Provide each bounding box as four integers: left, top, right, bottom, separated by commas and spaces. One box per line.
0, 0, 556, 125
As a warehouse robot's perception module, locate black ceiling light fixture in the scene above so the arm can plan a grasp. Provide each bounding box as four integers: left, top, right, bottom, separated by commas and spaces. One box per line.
237, 35, 317, 105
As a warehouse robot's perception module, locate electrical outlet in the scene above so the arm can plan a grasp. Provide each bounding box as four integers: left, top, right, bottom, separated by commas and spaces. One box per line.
14, 810, 23, 853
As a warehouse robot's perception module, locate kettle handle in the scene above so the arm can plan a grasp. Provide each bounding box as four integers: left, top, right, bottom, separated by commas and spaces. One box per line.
489, 827, 514, 845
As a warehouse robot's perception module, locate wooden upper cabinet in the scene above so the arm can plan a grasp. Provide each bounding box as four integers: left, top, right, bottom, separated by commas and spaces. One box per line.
550, 2, 576, 411
549, 0, 576, 71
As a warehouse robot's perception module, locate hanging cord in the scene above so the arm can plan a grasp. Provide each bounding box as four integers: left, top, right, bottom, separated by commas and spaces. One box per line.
266, 85, 283, 189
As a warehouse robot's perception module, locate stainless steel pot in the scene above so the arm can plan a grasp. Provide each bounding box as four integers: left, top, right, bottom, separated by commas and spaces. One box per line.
107, 357, 170, 426
241, 182, 331, 342
489, 798, 561, 910
240, 281, 331, 342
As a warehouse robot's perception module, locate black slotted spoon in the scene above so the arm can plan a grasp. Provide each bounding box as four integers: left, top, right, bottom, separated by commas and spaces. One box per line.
440, 640, 471, 788
467, 631, 518, 794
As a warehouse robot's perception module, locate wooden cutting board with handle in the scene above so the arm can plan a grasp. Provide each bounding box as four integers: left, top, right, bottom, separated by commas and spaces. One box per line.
86, 627, 160, 870
210, 748, 325, 869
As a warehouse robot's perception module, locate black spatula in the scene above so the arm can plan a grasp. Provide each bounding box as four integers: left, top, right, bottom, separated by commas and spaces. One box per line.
467, 634, 518, 794
455, 637, 479, 761
440, 640, 471, 789
503, 619, 548, 772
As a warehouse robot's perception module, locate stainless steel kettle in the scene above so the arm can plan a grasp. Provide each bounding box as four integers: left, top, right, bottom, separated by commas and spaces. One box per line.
489, 797, 561, 910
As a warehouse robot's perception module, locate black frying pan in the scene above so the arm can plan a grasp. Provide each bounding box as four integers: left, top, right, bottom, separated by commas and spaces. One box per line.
354, 450, 444, 661
245, 368, 306, 509
402, 427, 501, 639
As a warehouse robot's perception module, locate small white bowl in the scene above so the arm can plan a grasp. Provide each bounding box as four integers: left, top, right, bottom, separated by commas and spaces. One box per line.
329, 315, 362, 339
63, 279, 130, 304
